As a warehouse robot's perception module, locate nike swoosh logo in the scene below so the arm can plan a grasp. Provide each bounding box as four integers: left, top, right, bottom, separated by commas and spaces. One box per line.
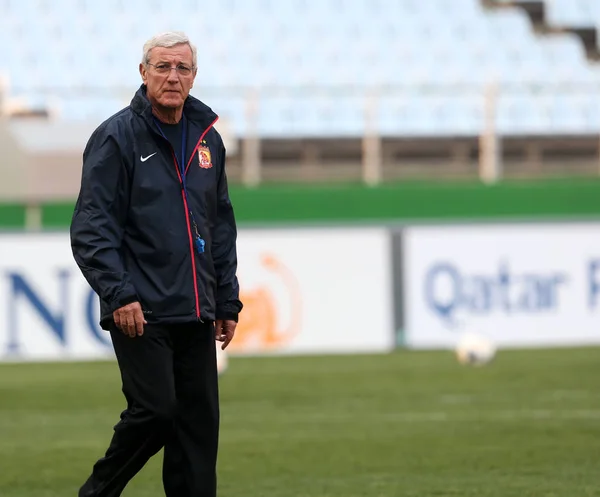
140, 152, 157, 162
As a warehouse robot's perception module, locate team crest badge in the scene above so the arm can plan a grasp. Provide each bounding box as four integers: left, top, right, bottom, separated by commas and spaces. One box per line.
198, 146, 213, 169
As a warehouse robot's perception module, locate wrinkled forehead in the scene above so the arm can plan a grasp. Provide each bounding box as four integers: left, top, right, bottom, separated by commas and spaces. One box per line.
148, 44, 193, 65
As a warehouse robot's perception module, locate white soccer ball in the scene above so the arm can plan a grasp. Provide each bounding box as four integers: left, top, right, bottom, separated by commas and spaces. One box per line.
216, 343, 229, 375
455, 332, 497, 366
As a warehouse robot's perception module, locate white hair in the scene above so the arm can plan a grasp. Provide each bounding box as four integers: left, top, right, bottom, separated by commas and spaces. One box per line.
142, 31, 197, 68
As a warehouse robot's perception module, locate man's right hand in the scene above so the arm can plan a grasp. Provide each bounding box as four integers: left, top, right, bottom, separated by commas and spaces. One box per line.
113, 302, 147, 338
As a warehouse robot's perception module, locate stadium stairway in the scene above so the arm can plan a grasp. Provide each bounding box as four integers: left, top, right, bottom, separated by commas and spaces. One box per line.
484, 0, 600, 61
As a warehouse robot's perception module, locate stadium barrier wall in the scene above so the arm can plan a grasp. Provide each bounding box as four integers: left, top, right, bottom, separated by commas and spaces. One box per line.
3, 220, 600, 363
399, 221, 600, 349
0, 228, 394, 362
3, 178, 600, 228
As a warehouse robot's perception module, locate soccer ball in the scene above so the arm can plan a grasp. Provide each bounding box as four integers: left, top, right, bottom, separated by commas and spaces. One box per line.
455, 332, 496, 366
216, 343, 229, 375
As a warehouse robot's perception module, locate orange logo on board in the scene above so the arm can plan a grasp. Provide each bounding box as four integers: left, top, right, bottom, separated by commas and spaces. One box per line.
198, 146, 213, 169
230, 254, 302, 353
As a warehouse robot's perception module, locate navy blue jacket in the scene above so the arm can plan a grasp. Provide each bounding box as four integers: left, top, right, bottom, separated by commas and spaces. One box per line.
70, 85, 243, 329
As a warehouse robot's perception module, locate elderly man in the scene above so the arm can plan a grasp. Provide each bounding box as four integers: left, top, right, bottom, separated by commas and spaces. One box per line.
70, 31, 243, 497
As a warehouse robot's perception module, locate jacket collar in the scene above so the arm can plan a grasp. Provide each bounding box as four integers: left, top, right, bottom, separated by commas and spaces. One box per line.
130, 84, 218, 131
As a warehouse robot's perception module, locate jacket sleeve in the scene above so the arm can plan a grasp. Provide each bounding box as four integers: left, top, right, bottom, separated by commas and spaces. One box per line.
70, 126, 138, 312
212, 143, 243, 322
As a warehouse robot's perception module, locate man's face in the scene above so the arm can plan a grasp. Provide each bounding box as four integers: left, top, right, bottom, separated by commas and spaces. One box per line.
139, 44, 197, 109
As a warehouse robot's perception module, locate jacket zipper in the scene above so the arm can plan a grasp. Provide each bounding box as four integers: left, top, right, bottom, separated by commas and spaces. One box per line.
169, 117, 219, 321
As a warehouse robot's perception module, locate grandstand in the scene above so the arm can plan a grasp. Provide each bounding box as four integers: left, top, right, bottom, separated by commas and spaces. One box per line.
2, 0, 600, 190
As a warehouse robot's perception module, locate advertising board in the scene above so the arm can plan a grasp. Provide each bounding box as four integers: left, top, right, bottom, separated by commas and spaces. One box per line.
0, 228, 394, 361
403, 222, 600, 348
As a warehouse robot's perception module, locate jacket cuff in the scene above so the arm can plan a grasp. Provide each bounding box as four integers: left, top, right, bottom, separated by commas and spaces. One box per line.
216, 310, 239, 323
111, 293, 139, 312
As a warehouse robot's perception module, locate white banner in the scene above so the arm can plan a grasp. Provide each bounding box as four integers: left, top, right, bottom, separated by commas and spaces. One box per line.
403, 222, 600, 348
0, 228, 394, 361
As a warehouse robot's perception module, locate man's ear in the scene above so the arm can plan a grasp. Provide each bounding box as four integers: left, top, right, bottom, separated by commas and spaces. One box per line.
139, 63, 148, 85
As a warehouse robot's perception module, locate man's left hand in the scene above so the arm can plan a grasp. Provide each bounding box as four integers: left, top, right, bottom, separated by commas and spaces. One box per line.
215, 319, 237, 350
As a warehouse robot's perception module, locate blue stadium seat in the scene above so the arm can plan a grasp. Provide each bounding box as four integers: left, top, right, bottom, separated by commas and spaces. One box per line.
2, 0, 600, 136
545, 0, 600, 27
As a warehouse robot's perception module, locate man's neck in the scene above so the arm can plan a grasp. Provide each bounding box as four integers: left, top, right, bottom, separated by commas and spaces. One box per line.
151, 104, 183, 125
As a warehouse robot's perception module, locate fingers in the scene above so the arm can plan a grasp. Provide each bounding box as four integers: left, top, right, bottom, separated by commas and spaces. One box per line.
113, 310, 121, 330
221, 321, 236, 350
221, 333, 233, 350
113, 302, 145, 338
215, 320, 226, 342
135, 307, 146, 337
126, 313, 136, 338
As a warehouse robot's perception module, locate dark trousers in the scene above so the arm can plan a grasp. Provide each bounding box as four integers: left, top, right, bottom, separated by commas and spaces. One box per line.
79, 321, 219, 497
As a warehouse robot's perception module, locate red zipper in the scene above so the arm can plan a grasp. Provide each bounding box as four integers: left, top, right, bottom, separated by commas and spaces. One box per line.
181, 189, 201, 319
170, 117, 219, 320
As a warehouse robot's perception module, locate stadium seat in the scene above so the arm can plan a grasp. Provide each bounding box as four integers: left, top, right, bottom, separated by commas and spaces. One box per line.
2, 0, 600, 136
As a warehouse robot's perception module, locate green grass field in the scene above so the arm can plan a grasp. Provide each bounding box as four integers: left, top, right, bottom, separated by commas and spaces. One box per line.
1, 348, 599, 497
